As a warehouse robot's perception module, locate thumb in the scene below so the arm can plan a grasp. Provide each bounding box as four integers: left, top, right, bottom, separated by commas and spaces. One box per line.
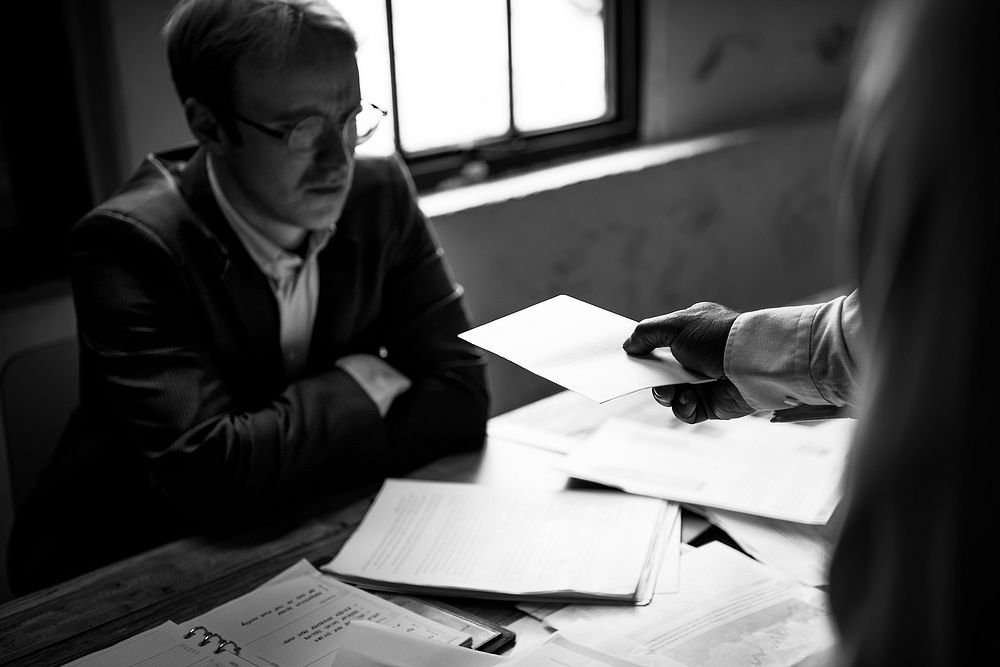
623, 314, 679, 354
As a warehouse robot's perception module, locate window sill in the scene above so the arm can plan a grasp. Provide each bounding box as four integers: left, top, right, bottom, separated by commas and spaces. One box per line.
419, 130, 752, 219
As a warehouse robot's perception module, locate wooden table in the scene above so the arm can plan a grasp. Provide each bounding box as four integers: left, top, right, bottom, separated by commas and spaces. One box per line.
0, 434, 571, 666
1, 285, 853, 665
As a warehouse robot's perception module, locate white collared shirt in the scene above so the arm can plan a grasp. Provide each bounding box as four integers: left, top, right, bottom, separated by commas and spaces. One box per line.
207, 156, 333, 379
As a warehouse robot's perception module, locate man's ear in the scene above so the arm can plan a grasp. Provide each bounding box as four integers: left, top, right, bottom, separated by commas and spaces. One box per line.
184, 98, 226, 151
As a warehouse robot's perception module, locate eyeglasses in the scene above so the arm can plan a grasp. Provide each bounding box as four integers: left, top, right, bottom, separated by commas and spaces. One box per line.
231, 101, 387, 154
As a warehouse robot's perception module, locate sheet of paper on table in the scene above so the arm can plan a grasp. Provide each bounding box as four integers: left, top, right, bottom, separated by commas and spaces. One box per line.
558, 416, 853, 525
518, 541, 836, 667
698, 507, 841, 587
487, 389, 849, 582
458, 295, 712, 403
331, 620, 505, 667
323, 478, 679, 604
487, 389, 669, 454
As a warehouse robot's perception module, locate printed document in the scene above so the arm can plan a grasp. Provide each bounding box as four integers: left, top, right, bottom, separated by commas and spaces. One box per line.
559, 417, 853, 524
458, 295, 711, 403
183, 561, 469, 666
323, 478, 678, 603
62, 561, 470, 667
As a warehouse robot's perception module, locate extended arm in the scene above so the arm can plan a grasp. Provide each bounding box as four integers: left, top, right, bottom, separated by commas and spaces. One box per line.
726, 290, 862, 412
623, 291, 862, 423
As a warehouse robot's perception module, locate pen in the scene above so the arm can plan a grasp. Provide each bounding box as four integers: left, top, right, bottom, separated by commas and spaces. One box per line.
770, 404, 854, 423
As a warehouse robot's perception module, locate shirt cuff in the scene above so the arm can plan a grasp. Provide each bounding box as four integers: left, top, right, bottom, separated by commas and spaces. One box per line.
724, 303, 830, 411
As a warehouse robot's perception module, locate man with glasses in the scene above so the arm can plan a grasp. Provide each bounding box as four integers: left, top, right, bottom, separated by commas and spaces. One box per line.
8, 0, 488, 594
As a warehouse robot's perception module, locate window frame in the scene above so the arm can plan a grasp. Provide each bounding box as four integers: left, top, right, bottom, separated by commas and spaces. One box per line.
384, 0, 639, 191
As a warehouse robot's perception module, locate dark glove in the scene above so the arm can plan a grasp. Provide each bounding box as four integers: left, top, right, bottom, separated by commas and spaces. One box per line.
622, 302, 753, 423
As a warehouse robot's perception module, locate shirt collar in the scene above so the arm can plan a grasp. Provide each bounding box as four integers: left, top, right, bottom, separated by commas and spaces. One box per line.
207, 154, 334, 279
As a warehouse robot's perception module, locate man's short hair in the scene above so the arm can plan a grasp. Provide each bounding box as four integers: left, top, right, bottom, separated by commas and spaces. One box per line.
162, 0, 357, 116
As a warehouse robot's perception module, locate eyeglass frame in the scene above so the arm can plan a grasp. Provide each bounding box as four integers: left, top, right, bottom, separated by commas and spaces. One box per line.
229, 101, 387, 154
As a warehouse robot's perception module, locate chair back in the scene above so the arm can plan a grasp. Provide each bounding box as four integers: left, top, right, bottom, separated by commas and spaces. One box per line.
0, 282, 77, 601
1, 337, 79, 508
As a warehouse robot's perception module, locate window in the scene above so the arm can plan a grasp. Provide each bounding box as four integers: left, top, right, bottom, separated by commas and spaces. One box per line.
335, 0, 638, 190
0, 1, 638, 294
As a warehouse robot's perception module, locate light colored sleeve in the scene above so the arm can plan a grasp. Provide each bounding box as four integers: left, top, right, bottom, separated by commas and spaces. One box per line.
723, 290, 863, 411
335, 353, 412, 417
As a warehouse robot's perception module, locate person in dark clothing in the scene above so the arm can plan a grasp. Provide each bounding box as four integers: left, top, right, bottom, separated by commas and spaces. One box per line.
623, 0, 997, 663
8, 0, 488, 595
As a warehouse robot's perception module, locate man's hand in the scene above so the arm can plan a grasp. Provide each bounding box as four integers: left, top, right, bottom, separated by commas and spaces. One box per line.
335, 354, 411, 417
622, 302, 753, 423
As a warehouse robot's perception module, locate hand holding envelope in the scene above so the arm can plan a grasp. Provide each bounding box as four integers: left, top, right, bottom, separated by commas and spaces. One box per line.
622, 301, 754, 422
458, 295, 713, 403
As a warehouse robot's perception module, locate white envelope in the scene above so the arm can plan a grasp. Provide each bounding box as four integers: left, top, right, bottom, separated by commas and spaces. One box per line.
459, 295, 711, 403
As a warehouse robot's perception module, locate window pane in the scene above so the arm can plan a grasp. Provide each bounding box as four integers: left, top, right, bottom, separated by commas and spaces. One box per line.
392, 0, 510, 153
511, 0, 608, 133
331, 1, 395, 156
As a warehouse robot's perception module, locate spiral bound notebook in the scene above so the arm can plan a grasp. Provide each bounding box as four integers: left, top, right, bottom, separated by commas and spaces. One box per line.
62, 620, 255, 666
180, 623, 244, 656
179, 597, 514, 656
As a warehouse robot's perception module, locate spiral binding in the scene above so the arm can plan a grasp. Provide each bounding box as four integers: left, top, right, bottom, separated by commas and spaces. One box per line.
184, 625, 242, 655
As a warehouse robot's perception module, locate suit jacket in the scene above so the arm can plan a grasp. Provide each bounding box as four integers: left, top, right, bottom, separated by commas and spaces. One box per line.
8, 146, 488, 593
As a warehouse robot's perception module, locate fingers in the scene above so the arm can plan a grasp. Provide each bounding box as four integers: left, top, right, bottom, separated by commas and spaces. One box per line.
651, 385, 676, 407
625, 303, 740, 379
652, 384, 703, 423
623, 314, 680, 355
652, 381, 753, 424
671, 386, 703, 424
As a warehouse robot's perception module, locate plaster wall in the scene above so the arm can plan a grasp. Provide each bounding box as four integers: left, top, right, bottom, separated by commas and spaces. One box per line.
430, 117, 852, 415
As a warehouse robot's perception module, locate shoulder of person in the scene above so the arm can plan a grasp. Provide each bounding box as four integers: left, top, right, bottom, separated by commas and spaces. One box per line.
339, 153, 423, 242
70, 144, 212, 259
349, 153, 418, 199
88, 144, 196, 219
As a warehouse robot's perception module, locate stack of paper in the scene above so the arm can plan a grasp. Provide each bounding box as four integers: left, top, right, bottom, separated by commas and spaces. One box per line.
519, 541, 837, 667
323, 478, 680, 605
332, 620, 686, 666
328, 539, 836, 667
489, 391, 855, 586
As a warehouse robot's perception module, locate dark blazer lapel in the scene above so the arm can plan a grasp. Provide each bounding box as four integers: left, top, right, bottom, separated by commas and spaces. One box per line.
178, 148, 285, 387
309, 230, 362, 368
